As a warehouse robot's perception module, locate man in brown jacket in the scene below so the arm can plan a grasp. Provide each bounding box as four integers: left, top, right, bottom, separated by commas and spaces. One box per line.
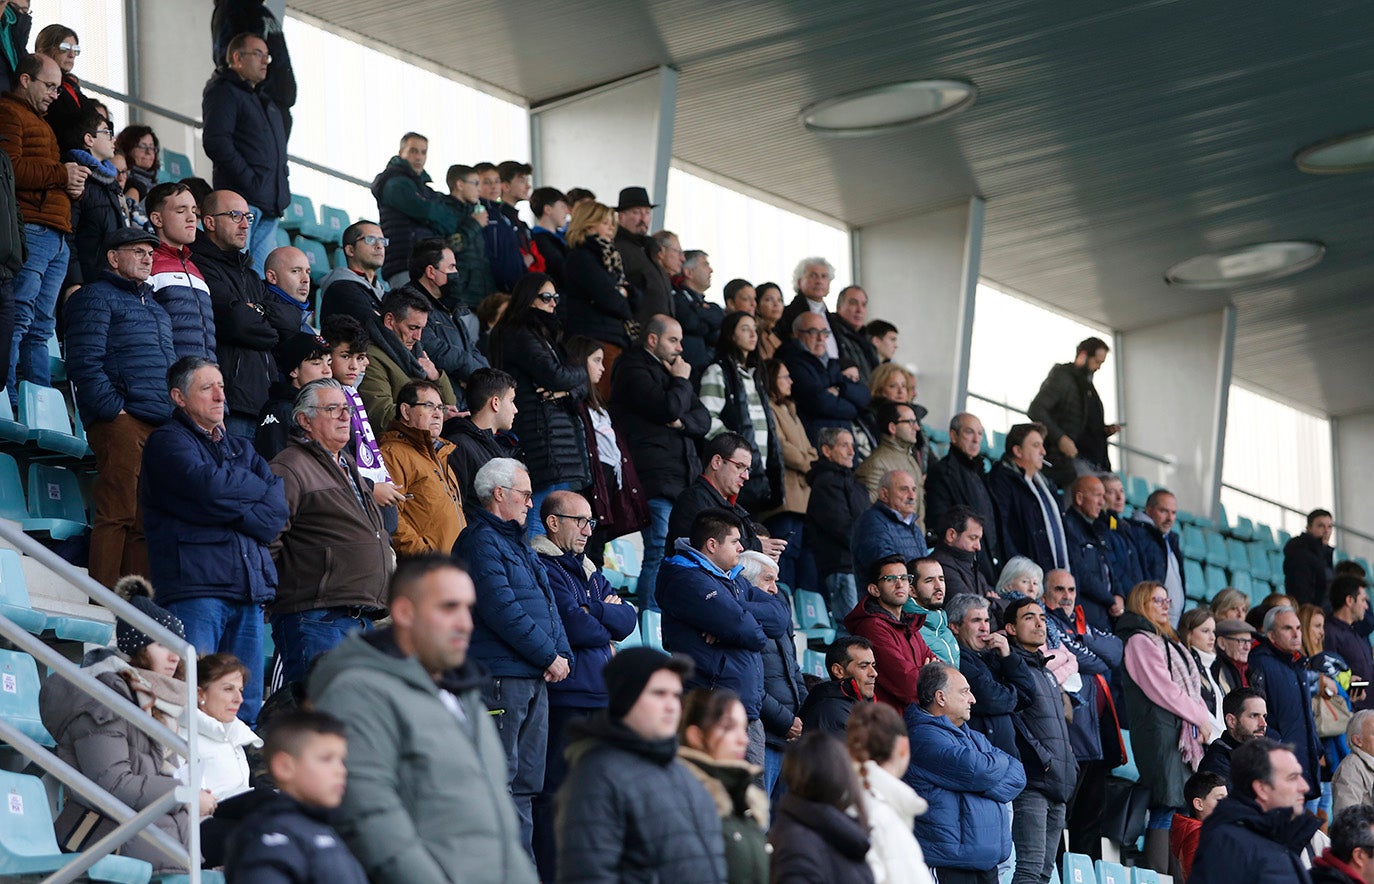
269, 378, 395, 687
377, 379, 465, 556
0, 53, 87, 393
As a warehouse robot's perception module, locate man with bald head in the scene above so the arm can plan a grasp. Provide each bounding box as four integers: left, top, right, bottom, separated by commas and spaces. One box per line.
2, 52, 88, 394
264, 245, 315, 332
191, 189, 302, 440
610, 315, 710, 609
779, 308, 871, 443
926, 411, 1001, 583
1063, 474, 1120, 631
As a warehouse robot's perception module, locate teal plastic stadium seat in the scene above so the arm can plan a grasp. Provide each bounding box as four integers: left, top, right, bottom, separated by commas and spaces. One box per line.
273, 224, 292, 250
1183, 560, 1206, 602
1127, 476, 1150, 508
0, 452, 28, 521
1269, 549, 1284, 584
0, 394, 27, 445
1112, 729, 1139, 782
988, 430, 1006, 458
0, 549, 48, 635
802, 649, 826, 678
26, 463, 88, 540
1254, 523, 1276, 548
1096, 860, 1130, 884
617, 618, 643, 649
793, 588, 836, 645
1061, 853, 1096, 884
159, 149, 193, 182
1203, 530, 1228, 568
1214, 503, 1230, 533
1225, 538, 1250, 575
293, 235, 331, 284
19, 382, 90, 459
311, 204, 350, 244
1231, 570, 1254, 599
154, 873, 225, 884
610, 538, 642, 579
1232, 515, 1254, 541
1277, 528, 1292, 547
47, 333, 64, 382
641, 610, 662, 651
0, 769, 152, 882
1248, 543, 1272, 580
281, 194, 315, 232
331, 246, 348, 269
0, 649, 55, 746
1131, 868, 1161, 884
1180, 526, 1206, 562
1204, 565, 1228, 601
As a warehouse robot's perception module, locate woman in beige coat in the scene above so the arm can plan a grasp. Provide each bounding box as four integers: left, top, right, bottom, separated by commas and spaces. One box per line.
765, 358, 819, 588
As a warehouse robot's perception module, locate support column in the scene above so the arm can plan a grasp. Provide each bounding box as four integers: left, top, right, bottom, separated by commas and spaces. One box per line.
1118, 306, 1236, 519
852, 197, 984, 431
130, 0, 214, 174
1333, 413, 1374, 561
529, 67, 678, 230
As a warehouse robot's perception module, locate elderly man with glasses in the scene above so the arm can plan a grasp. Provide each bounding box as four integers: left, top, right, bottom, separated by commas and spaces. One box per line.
65, 227, 177, 587
455, 457, 573, 861
268, 377, 395, 688
779, 307, 871, 443
1, 52, 89, 396
377, 378, 466, 555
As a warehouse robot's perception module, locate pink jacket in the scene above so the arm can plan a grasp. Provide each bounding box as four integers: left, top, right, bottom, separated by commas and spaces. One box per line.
1124, 633, 1211, 730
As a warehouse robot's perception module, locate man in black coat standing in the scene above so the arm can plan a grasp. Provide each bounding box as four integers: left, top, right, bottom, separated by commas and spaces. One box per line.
926, 411, 1001, 584
1027, 336, 1119, 490
609, 315, 709, 610
202, 33, 289, 273
1284, 508, 1337, 608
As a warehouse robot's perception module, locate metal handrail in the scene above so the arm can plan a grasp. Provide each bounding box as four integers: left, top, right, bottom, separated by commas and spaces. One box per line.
0, 520, 201, 883
1221, 482, 1374, 546
964, 391, 1177, 466
81, 80, 374, 190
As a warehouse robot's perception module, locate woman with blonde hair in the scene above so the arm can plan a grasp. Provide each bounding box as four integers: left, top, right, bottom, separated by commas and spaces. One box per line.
1117, 581, 1211, 873
562, 200, 634, 397
1209, 587, 1249, 624
846, 702, 935, 884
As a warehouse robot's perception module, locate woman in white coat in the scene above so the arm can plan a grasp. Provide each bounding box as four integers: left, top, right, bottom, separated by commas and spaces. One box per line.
846, 702, 937, 884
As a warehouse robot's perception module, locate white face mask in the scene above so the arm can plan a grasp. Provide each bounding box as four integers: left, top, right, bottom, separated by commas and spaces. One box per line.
351, 370, 365, 388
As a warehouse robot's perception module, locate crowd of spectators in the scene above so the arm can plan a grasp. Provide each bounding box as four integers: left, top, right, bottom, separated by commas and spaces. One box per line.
4, 9, 1374, 884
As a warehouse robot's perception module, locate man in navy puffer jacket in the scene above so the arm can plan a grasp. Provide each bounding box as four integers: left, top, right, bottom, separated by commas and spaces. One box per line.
529, 490, 637, 882
656, 507, 790, 771
65, 227, 178, 589
454, 458, 572, 859
140, 356, 289, 726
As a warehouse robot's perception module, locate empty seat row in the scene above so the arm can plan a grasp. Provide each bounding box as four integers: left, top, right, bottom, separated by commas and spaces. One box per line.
1063, 853, 1167, 884
0, 548, 112, 646
0, 382, 91, 461
0, 453, 90, 541
281, 194, 351, 245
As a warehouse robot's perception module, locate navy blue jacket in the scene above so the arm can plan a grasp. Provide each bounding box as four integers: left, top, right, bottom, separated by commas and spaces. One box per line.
656, 542, 790, 719
64, 271, 178, 427
904, 705, 1025, 871
777, 339, 871, 443
1099, 510, 1145, 596
1063, 507, 1115, 632
479, 198, 527, 294
1129, 518, 1187, 598
850, 503, 928, 583
761, 592, 809, 750
141, 409, 288, 607
1248, 637, 1323, 801
987, 458, 1062, 573
201, 68, 289, 217
959, 644, 1038, 761
454, 507, 572, 678
1010, 646, 1079, 803
225, 792, 368, 884
535, 538, 637, 708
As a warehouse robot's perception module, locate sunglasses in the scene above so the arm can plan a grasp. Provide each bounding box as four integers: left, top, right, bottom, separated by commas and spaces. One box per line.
537, 292, 560, 303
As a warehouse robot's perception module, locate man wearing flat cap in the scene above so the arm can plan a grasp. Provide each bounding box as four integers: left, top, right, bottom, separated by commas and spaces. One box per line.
555, 647, 726, 883
64, 227, 179, 588
612, 185, 674, 323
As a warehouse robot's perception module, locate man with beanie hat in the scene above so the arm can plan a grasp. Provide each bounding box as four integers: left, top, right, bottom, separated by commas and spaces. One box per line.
555, 648, 726, 883
255, 331, 333, 460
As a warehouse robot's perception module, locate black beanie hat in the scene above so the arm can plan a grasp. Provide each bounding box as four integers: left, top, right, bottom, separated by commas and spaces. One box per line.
603, 647, 693, 720
114, 575, 185, 658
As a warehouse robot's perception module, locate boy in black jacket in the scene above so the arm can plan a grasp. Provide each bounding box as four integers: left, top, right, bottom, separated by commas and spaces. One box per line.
227, 711, 367, 884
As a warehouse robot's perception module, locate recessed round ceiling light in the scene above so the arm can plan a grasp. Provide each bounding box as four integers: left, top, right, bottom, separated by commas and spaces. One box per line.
1295, 129, 1374, 174
1165, 240, 1325, 289
800, 79, 976, 136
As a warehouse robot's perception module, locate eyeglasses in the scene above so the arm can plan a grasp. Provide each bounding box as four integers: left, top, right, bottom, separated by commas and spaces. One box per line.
347, 234, 389, 247
238, 49, 272, 63
133, 142, 156, 153
35, 78, 61, 95
877, 574, 915, 585
208, 210, 255, 225
499, 486, 534, 503
537, 292, 560, 303
1150, 596, 1171, 607
553, 513, 598, 530
725, 458, 751, 473
798, 328, 831, 338
95, 127, 115, 138
406, 401, 443, 412
311, 403, 354, 419
57, 42, 81, 55
116, 246, 156, 259
893, 418, 919, 425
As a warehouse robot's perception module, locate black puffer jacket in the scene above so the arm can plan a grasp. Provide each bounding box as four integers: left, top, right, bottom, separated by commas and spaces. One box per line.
805, 457, 872, 577
666, 476, 763, 558
556, 714, 726, 883
488, 315, 591, 490
226, 792, 368, 884
445, 416, 518, 508
768, 792, 875, 884
761, 592, 809, 751
191, 232, 300, 418
1189, 795, 1319, 884
609, 346, 709, 500
561, 239, 633, 349
409, 282, 488, 399
1010, 646, 1079, 803
65, 154, 129, 284
925, 446, 1000, 582
201, 67, 289, 217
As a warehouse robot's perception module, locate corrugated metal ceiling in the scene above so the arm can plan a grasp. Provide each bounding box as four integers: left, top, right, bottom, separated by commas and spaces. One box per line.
288, 0, 1374, 416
